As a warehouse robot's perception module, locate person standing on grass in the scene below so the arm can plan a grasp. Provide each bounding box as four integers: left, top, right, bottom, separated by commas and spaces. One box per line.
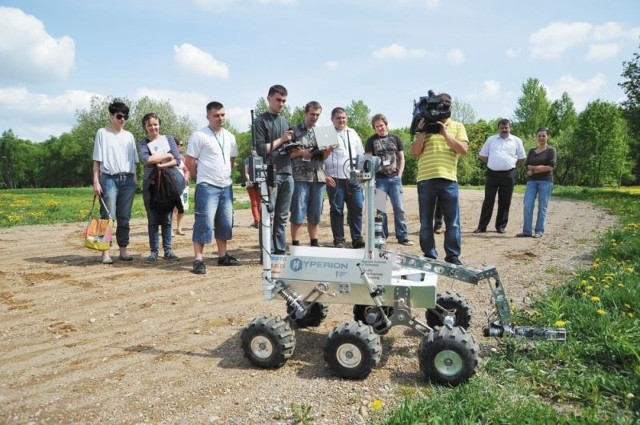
138, 112, 181, 264
92, 100, 138, 265
185, 101, 239, 274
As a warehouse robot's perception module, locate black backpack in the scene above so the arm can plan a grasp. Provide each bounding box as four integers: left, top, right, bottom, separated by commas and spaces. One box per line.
148, 166, 185, 212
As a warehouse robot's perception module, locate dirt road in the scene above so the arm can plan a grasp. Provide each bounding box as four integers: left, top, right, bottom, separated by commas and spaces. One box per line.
0, 189, 613, 424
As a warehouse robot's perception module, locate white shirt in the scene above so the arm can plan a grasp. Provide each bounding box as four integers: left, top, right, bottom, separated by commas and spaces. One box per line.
187, 126, 238, 187
479, 134, 526, 171
324, 128, 364, 179
92, 128, 138, 175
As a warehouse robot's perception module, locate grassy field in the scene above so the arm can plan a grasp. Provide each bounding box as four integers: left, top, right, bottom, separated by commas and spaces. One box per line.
1, 186, 638, 424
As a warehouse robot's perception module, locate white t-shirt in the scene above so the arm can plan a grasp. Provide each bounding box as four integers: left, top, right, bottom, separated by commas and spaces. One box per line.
92, 128, 138, 175
479, 134, 526, 171
324, 128, 364, 179
187, 126, 238, 187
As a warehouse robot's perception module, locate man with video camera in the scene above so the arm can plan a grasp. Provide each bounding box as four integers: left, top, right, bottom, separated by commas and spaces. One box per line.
410, 91, 468, 265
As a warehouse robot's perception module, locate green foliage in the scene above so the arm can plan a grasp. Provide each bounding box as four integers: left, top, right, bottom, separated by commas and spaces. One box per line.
512, 78, 551, 138
346, 99, 373, 139
619, 40, 640, 182
377, 186, 640, 425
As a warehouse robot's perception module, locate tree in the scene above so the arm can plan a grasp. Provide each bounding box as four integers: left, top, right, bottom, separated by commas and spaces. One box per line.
512, 78, 551, 138
571, 101, 632, 186
345, 99, 372, 138
451, 99, 477, 124
619, 40, 640, 182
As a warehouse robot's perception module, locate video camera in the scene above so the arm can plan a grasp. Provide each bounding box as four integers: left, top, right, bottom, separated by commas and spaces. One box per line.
279, 128, 302, 155
409, 90, 452, 135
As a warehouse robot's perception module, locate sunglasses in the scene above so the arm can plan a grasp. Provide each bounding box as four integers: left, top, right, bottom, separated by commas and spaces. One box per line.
115, 113, 129, 120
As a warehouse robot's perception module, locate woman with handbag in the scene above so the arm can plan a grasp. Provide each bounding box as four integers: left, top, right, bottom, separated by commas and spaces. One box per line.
139, 112, 182, 263
92, 100, 138, 265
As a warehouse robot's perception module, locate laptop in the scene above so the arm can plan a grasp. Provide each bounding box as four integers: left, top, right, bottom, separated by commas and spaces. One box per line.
313, 126, 340, 149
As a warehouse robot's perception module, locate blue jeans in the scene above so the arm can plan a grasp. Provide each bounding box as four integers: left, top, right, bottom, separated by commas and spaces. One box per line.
327, 178, 363, 245
522, 180, 553, 235
192, 183, 234, 244
290, 181, 325, 225
99, 173, 137, 248
143, 179, 173, 255
376, 176, 409, 241
270, 174, 294, 252
417, 178, 461, 261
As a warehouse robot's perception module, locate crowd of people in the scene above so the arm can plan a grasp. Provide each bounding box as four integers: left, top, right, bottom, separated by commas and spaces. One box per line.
91, 89, 556, 274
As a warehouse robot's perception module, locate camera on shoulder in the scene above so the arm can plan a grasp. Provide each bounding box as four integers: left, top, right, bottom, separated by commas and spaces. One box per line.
409, 90, 452, 135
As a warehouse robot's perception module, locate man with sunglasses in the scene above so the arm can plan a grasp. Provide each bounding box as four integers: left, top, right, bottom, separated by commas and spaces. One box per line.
92, 100, 138, 265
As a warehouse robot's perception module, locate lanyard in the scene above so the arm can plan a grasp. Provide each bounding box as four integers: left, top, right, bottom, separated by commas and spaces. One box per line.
210, 127, 226, 163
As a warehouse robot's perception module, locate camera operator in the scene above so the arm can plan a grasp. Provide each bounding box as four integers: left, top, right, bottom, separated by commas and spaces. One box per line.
410, 92, 468, 265
254, 84, 300, 255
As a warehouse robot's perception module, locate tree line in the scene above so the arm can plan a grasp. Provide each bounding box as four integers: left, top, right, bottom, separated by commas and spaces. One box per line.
1, 43, 639, 190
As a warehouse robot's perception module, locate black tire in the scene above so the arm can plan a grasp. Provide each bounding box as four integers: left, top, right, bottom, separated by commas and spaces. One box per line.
323, 321, 382, 380
287, 302, 329, 328
241, 316, 295, 369
425, 291, 471, 329
353, 304, 393, 335
419, 325, 479, 386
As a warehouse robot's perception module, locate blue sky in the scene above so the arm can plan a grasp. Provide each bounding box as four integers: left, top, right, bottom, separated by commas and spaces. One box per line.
0, 0, 639, 142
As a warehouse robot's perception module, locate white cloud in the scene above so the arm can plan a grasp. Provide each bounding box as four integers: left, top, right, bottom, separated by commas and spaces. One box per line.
627, 26, 640, 40
0, 7, 75, 84
467, 80, 500, 102
530, 21, 592, 59
545, 73, 607, 110
373, 43, 426, 60
324, 60, 339, 70
0, 87, 98, 141
585, 43, 620, 61
506, 48, 521, 58
446, 48, 465, 65
192, 0, 236, 11
173, 43, 229, 79
423, 0, 440, 9
593, 22, 624, 41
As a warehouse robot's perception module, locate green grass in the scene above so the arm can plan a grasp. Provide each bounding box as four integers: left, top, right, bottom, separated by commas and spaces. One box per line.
0, 186, 248, 228
376, 186, 640, 425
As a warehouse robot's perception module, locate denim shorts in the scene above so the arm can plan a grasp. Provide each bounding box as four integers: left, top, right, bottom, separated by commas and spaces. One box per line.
290, 181, 325, 225
192, 183, 233, 244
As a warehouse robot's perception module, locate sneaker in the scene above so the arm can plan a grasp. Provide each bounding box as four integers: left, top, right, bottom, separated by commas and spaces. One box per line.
218, 254, 240, 266
434, 227, 443, 234
533, 233, 543, 238
516, 232, 532, 238
398, 239, 414, 246
334, 241, 345, 248
496, 227, 506, 234
250, 222, 259, 229
146, 252, 158, 263
352, 240, 365, 249
445, 256, 462, 266
472, 228, 486, 234
164, 251, 180, 261
192, 259, 206, 274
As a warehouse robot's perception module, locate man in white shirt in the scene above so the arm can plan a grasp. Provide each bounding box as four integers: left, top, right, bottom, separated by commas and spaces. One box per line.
185, 101, 239, 274
473, 119, 526, 234
324, 107, 365, 248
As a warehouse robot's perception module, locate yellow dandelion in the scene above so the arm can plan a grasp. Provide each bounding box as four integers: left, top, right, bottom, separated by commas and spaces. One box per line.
628, 313, 635, 318
591, 296, 600, 302
586, 286, 593, 291
597, 309, 606, 316
617, 284, 624, 288
626, 268, 635, 273
625, 304, 631, 309
589, 276, 597, 281
555, 320, 566, 327
371, 400, 383, 410
604, 284, 610, 289
580, 280, 587, 285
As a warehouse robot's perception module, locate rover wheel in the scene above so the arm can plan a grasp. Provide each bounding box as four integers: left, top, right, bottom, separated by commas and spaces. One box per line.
425, 291, 471, 329
287, 302, 329, 328
419, 325, 479, 386
323, 321, 381, 380
241, 316, 295, 369
353, 304, 393, 335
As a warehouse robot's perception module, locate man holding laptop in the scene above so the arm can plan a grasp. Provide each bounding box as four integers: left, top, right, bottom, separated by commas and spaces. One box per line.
289, 101, 335, 247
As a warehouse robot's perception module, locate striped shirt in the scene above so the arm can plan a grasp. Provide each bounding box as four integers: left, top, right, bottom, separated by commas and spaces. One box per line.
415, 119, 468, 182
